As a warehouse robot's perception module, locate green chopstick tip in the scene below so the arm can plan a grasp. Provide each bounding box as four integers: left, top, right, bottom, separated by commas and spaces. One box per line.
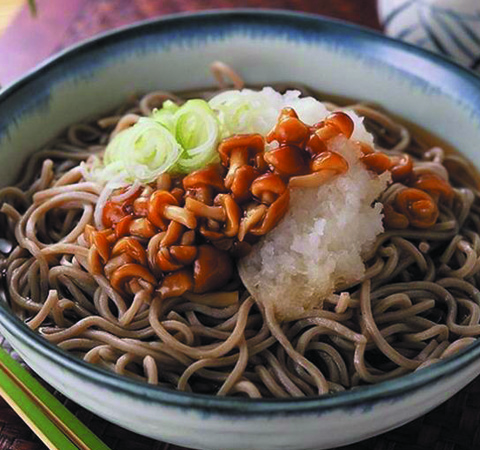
0, 345, 111, 450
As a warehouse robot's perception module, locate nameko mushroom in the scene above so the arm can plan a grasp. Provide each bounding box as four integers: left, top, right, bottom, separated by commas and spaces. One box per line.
86, 106, 456, 303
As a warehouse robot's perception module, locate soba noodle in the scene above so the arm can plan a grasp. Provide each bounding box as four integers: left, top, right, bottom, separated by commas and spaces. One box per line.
1, 67, 480, 398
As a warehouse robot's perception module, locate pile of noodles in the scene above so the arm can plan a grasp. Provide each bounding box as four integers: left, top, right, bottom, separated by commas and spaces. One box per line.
1, 67, 480, 398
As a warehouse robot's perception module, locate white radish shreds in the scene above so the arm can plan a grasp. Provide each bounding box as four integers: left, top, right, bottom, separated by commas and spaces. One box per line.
346, 109, 375, 147
239, 136, 390, 321
280, 89, 329, 126
209, 88, 374, 145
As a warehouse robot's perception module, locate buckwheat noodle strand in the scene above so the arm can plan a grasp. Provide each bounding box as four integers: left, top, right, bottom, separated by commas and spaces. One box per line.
2, 65, 480, 397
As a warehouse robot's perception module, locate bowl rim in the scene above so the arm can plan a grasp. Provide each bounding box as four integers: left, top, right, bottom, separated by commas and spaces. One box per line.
2, 8, 480, 416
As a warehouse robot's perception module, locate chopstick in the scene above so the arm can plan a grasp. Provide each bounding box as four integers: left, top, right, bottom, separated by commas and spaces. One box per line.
0, 346, 111, 450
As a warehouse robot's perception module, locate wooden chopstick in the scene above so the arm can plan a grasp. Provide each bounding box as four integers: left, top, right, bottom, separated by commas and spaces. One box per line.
0, 346, 111, 450
0, 364, 77, 449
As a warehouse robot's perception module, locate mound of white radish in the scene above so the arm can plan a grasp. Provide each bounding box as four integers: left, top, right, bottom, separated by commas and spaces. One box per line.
218, 88, 390, 320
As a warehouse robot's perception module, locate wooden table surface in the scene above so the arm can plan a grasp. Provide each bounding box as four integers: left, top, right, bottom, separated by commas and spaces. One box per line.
0, 0, 381, 86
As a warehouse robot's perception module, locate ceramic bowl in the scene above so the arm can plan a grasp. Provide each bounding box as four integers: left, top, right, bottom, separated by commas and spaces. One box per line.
1, 10, 480, 450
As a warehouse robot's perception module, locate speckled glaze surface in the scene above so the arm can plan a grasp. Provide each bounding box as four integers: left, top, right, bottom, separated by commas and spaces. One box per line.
2, 10, 480, 450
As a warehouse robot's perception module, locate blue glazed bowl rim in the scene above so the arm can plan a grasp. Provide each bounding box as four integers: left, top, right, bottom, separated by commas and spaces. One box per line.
2, 8, 480, 416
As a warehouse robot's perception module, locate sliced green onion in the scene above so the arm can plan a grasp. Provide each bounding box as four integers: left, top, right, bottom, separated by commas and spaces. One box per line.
208, 89, 279, 137
102, 117, 181, 183
172, 99, 220, 172
152, 100, 178, 133
152, 99, 220, 173
90, 91, 286, 185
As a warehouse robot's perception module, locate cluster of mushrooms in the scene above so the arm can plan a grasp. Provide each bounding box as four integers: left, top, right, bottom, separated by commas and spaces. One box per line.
360, 147, 454, 229
84, 109, 360, 298
85, 107, 455, 299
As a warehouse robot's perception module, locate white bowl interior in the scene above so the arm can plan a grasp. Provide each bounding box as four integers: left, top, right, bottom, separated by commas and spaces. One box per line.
1, 22, 480, 186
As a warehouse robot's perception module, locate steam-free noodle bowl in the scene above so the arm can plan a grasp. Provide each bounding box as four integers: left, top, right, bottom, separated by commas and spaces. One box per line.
2, 64, 480, 399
